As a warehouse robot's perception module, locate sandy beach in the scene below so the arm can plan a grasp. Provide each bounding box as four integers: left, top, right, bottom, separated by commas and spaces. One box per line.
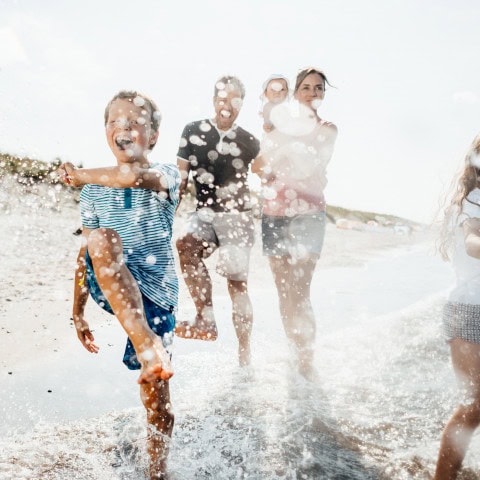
0, 179, 432, 375
1, 178, 469, 479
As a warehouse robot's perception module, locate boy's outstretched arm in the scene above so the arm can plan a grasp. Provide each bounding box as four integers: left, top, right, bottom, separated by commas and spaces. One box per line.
72, 227, 99, 354
57, 162, 168, 193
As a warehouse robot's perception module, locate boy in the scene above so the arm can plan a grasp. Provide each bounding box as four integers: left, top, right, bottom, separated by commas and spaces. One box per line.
57, 90, 180, 479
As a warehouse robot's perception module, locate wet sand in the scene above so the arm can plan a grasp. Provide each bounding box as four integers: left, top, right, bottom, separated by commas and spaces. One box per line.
0, 181, 447, 479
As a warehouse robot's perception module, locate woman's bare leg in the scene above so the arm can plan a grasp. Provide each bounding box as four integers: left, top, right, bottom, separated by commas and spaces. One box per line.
434, 337, 480, 479
268, 255, 318, 378
268, 256, 290, 327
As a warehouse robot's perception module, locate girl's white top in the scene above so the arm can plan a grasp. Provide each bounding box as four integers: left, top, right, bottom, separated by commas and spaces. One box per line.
449, 188, 480, 304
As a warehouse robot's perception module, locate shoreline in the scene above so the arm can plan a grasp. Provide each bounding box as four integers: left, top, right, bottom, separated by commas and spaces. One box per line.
0, 203, 436, 367
0, 195, 438, 412
0, 196, 454, 479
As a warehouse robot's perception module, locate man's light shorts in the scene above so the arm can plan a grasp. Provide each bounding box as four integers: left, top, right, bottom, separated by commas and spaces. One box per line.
186, 209, 255, 282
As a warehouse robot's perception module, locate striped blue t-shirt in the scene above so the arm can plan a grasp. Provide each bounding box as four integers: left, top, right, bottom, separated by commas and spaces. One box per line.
80, 162, 180, 312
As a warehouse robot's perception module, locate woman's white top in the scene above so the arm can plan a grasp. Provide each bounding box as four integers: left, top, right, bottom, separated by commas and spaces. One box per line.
449, 188, 480, 304
259, 102, 337, 217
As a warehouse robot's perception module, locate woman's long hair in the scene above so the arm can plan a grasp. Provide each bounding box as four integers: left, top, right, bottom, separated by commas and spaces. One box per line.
439, 134, 480, 260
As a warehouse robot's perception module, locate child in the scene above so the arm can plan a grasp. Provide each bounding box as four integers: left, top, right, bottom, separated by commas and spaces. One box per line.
260, 74, 289, 133
435, 134, 480, 479
57, 90, 180, 479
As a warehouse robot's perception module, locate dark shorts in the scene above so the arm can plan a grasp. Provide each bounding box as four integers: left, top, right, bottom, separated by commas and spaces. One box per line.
85, 252, 175, 370
443, 301, 480, 344
261, 212, 326, 258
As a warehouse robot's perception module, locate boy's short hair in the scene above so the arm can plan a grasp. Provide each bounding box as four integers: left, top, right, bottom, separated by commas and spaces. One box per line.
104, 90, 162, 133
213, 75, 246, 99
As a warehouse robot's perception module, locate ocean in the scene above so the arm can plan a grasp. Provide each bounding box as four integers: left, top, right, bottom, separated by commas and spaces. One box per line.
1, 235, 478, 479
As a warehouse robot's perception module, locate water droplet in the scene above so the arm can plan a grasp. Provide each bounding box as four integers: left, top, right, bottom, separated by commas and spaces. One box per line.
133, 96, 145, 107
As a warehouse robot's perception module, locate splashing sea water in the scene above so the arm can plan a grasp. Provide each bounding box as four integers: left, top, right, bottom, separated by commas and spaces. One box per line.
1, 184, 478, 479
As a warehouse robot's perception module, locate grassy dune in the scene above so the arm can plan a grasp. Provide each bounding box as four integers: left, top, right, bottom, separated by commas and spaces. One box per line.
0, 152, 419, 227
0, 153, 61, 182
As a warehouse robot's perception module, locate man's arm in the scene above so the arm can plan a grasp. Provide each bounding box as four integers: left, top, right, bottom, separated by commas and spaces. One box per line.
72, 227, 99, 353
57, 162, 169, 193
177, 158, 191, 206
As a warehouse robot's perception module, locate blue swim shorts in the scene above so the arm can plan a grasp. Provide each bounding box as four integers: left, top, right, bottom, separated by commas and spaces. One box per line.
261, 212, 326, 258
85, 251, 175, 370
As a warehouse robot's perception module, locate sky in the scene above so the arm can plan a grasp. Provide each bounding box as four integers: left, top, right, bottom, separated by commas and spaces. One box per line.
1, 0, 480, 223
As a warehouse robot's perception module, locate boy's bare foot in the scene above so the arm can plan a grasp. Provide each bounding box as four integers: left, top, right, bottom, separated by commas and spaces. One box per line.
137, 341, 174, 384
147, 430, 171, 480
174, 315, 218, 341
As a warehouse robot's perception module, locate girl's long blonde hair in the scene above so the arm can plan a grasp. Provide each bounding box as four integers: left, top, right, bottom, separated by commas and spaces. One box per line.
439, 134, 480, 260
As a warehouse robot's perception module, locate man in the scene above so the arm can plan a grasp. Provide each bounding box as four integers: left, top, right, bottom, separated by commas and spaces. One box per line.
175, 75, 260, 367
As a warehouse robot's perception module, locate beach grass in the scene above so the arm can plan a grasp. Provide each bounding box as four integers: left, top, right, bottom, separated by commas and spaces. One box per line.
0, 152, 419, 228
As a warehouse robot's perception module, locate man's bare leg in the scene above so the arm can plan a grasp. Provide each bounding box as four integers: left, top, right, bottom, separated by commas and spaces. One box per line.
434, 338, 480, 479
88, 228, 173, 382
227, 279, 253, 367
140, 379, 174, 480
175, 233, 218, 340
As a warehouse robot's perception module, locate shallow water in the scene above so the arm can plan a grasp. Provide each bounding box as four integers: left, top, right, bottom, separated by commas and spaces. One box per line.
2, 238, 480, 479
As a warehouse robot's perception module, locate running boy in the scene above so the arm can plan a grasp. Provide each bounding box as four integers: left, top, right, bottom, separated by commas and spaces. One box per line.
57, 90, 180, 479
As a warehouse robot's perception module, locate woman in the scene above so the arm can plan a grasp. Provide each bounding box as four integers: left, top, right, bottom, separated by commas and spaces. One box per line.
435, 135, 480, 479
252, 67, 338, 380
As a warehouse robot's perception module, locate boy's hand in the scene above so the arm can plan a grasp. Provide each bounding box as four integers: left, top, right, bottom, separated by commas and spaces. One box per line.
57, 162, 81, 187
74, 317, 99, 353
